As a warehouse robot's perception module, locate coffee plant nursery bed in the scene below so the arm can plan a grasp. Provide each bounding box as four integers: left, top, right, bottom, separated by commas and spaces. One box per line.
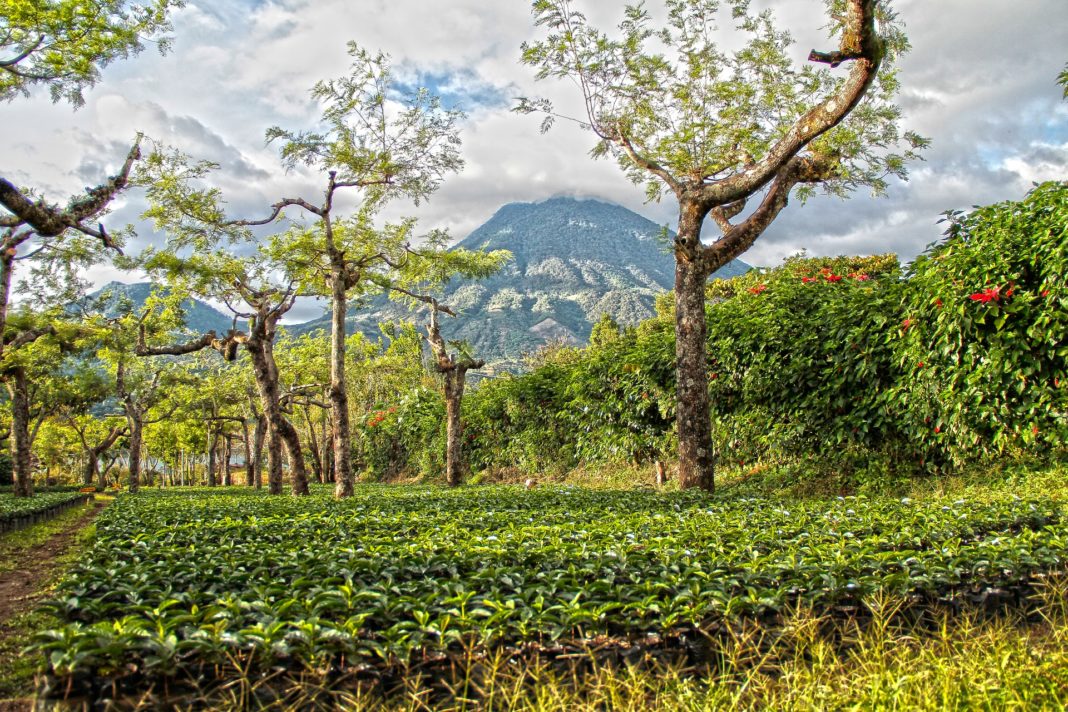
35, 485, 1068, 692
0, 492, 93, 534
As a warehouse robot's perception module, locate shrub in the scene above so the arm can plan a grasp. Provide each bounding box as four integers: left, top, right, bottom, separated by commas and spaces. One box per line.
893, 181, 1068, 467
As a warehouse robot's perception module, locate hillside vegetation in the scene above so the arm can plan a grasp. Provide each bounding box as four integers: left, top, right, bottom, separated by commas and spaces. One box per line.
292, 197, 749, 367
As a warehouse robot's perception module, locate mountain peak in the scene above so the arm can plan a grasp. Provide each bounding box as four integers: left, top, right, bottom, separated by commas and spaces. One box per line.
297, 196, 749, 368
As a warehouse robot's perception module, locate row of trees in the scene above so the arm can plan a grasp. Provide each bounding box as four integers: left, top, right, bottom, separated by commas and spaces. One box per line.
2, 0, 928, 495
8, 320, 441, 494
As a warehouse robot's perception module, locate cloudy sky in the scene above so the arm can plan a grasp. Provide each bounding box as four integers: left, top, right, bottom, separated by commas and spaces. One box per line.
3, 0, 1066, 321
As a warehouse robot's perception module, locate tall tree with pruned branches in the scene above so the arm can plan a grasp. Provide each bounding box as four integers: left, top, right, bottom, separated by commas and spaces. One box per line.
518, 0, 926, 490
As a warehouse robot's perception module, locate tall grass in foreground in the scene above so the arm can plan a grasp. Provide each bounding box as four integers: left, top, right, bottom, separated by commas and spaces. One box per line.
101, 579, 1068, 711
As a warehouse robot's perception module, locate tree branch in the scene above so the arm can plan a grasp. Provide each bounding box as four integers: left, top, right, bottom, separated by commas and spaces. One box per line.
615, 130, 682, 195
0, 35, 45, 68
231, 197, 323, 225
709, 199, 746, 233
0, 138, 141, 248
697, 0, 881, 206
701, 155, 838, 273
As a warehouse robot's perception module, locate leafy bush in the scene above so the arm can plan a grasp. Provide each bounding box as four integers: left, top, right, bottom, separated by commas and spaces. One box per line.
703, 254, 909, 478
894, 181, 1068, 467
0, 491, 88, 524
359, 186, 1067, 485
356, 386, 445, 480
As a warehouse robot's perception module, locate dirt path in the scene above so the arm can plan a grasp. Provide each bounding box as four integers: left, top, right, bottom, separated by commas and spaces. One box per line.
0, 499, 104, 626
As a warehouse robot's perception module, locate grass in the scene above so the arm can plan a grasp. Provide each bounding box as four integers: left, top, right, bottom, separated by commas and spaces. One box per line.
0, 499, 98, 701
0, 500, 94, 574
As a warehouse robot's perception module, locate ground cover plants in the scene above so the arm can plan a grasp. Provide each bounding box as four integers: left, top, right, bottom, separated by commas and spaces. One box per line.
34, 483, 1068, 703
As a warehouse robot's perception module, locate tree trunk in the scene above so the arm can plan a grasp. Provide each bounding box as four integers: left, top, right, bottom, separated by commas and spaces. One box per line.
443, 370, 467, 487
222, 435, 232, 486
207, 430, 218, 487
242, 419, 254, 487
247, 336, 307, 495
127, 416, 143, 493
82, 452, 97, 488
321, 407, 334, 483
674, 232, 715, 492
304, 405, 324, 484
330, 278, 355, 497
276, 417, 308, 495
0, 243, 14, 356
265, 426, 283, 494
252, 416, 266, 489
8, 368, 33, 497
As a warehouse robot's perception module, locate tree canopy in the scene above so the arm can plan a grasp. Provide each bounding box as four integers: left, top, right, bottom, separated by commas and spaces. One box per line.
0, 0, 179, 106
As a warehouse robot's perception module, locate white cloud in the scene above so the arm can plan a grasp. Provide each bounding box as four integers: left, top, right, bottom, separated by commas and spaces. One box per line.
1, 0, 1065, 301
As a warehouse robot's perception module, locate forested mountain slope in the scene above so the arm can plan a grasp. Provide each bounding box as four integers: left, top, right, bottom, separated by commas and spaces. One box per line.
292, 197, 749, 366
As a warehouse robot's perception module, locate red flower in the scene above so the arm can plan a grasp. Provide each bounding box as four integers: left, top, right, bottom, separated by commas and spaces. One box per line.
969, 286, 1001, 303
825, 274, 843, 283
1033, 425, 1040, 436
802, 276, 818, 283
917, 361, 925, 368
1042, 289, 1050, 297
851, 273, 871, 281
902, 318, 912, 330
749, 284, 768, 295
934, 426, 941, 434
934, 298, 943, 308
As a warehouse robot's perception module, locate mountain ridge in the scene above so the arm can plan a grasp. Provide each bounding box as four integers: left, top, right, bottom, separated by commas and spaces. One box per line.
93, 197, 750, 367
292, 196, 749, 366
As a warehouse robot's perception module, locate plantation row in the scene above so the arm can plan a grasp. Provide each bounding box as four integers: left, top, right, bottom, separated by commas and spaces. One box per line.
37, 486, 1067, 685
0, 491, 91, 529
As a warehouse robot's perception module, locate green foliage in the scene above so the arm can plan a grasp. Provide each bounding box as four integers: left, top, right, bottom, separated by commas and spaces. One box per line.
357, 387, 445, 480
466, 347, 581, 474
704, 254, 908, 474
518, 0, 924, 202
267, 43, 464, 205
0, 0, 180, 106
430, 180, 1068, 483
457, 253, 904, 480
893, 181, 1068, 467
35, 486, 1068, 685
0, 491, 86, 524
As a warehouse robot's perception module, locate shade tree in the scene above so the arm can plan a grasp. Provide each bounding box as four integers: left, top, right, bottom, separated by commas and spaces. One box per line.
134, 241, 311, 495
518, 0, 925, 490
135, 44, 496, 498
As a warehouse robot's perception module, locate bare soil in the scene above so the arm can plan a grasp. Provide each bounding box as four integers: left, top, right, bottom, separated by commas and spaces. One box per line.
0, 500, 103, 626
0, 500, 104, 710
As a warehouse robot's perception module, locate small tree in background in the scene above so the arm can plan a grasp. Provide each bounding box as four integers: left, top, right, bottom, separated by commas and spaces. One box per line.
137, 44, 473, 499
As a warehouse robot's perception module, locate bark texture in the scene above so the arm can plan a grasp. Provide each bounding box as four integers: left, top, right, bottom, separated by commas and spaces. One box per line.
425, 306, 483, 487
8, 368, 33, 497
330, 275, 355, 497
